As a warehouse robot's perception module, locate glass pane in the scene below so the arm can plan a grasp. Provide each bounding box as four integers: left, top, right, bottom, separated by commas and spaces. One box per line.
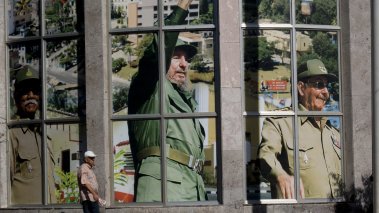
8, 0, 40, 38
163, 0, 214, 26
296, 31, 339, 112
298, 116, 342, 199
164, 31, 215, 113
9, 43, 41, 120
46, 39, 85, 118
248, 116, 294, 199
9, 124, 43, 204
242, 0, 290, 24
166, 118, 216, 202
47, 123, 83, 204
244, 29, 292, 112
45, 0, 79, 34
112, 33, 158, 115
115, 119, 161, 203
110, 0, 157, 29
296, 0, 337, 25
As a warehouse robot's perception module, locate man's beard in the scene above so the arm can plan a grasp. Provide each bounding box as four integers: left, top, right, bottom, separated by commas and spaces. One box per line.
166, 68, 192, 92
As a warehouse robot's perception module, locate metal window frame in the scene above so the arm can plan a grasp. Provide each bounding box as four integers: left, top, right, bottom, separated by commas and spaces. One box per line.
108, 0, 221, 207
241, 0, 344, 204
4, 0, 85, 207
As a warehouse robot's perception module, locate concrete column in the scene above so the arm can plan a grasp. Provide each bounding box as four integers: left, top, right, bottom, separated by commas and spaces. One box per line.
372, 0, 379, 211
0, 0, 8, 208
84, 0, 111, 207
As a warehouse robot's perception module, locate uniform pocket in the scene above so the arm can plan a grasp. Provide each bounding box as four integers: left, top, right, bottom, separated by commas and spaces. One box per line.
285, 139, 314, 170
18, 149, 38, 179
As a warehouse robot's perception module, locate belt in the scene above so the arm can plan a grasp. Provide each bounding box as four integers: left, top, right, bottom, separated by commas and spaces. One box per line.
136, 146, 204, 174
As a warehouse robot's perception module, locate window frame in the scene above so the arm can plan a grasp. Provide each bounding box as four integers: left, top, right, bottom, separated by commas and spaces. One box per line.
108, 0, 222, 206
241, 0, 345, 204
5, 0, 85, 206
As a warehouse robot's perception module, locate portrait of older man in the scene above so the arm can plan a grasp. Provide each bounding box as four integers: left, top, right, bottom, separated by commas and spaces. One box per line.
127, 0, 207, 202
258, 59, 342, 199
9, 65, 56, 204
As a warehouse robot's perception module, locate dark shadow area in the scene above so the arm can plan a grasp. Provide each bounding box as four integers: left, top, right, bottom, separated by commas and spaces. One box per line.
335, 174, 373, 213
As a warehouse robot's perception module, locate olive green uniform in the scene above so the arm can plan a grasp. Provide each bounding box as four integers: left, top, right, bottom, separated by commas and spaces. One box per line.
258, 105, 342, 198
10, 126, 56, 204
128, 7, 206, 202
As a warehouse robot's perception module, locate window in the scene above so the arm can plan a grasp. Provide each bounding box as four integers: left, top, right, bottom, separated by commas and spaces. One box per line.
242, 0, 343, 202
6, 0, 85, 205
109, 0, 218, 204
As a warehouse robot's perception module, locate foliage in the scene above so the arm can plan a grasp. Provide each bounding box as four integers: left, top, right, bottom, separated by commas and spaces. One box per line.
135, 34, 154, 59
47, 88, 78, 115
298, 32, 338, 76
112, 58, 127, 73
244, 36, 276, 71
202, 171, 216, 188
296, 0, 337, 25
258, 0, 290, 23
112, 86, 129, 113
54, 168, 79, 203
190, 3, 213, 25
15, 0, 32, 15
190, 54, 211, 73
114, 149, 129, 187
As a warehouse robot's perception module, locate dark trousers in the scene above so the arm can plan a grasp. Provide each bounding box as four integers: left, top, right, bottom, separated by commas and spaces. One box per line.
82, 200, 99, 213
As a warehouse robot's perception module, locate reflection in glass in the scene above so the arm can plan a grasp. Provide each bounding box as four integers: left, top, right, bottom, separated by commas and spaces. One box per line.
163, 31, 215, 113
46, 39, 85, 118
164, 0, 214, 25
116, 119, 162, 203
166, 118, 216, 202
9, 124, 45, 204
165, 118, 217, 202
296, 0, 337, 25
244, 29, 292, 112
9, 43, 41, 120
111, 33, 156, 115
47, 123, 83, 204
242, 0, 290, 24
8, 0, 40, 38
110, 0, 157, 29
248, 116, 293, 199
296, 30, 339, 111
298, 116, 342, 198
45, 0, 79, 34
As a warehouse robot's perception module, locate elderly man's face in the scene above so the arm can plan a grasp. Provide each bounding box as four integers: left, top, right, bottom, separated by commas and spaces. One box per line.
166, 50, 190, 91
16, 83, 40, 118
298, 76, 329, 111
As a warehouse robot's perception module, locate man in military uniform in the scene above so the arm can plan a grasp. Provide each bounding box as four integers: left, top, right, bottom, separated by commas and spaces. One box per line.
9, 65, 56, 204
128, 0, 207, 202
258, 59, 342, 199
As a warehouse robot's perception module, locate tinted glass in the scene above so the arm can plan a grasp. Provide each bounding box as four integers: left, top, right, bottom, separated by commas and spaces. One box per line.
247, 116, 294, 199
46, 39, 85, 118
47, 123, 83, 204
298, 116, 342, 199
244, 29, 292, 112
296, 0, 337, 25
296, 30, 339, 112
9, 42, 41, 120
243, 0, 290, 24
8, 0, 40, 38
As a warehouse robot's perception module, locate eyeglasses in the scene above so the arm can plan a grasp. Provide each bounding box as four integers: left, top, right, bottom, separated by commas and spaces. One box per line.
306, 81, 328, 89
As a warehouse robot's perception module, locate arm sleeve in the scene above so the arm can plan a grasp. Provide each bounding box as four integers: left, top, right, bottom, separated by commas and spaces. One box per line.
258, 118, 287, 181
128, 7, 189, 113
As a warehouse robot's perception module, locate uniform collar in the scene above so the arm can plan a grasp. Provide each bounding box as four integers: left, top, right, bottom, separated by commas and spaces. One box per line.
298, 104, 328, 129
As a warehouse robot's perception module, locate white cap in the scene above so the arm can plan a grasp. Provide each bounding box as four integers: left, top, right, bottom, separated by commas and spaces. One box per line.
84, 151, 96, 158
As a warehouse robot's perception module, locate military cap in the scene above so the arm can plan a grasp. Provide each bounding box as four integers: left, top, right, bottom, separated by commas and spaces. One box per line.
173, 39, 197, 62
13, 65, 39, 86
298, 59, 338, 82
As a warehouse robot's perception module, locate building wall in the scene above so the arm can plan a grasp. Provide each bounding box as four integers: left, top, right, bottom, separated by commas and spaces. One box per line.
0, 0, 373, 212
